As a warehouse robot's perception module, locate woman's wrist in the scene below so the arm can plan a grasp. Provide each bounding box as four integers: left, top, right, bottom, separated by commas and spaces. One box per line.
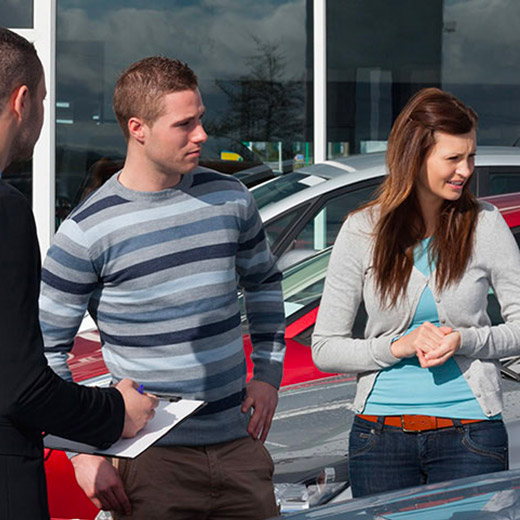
390, 336, 406, 358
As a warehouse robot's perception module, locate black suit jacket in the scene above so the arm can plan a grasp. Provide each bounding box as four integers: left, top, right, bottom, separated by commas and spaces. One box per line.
0, 180, 125, 457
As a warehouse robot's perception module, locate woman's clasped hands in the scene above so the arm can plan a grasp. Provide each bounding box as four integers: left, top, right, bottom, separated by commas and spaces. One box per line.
390, 321, 462, 368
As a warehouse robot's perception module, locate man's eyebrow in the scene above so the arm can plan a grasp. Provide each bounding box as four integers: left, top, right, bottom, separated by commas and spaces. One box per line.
175, 110, 205, 124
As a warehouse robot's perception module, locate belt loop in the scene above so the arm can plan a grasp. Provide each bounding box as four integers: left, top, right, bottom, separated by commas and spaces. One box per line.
375, 416, 385, 432
452, 418, 464, 432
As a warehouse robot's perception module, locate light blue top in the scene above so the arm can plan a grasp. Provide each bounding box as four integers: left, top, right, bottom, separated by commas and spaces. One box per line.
363, 238, 490, 419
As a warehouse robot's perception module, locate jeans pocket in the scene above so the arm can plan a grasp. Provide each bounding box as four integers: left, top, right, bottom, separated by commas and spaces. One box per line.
462, 420, 508, 466
349, 419, 378, 458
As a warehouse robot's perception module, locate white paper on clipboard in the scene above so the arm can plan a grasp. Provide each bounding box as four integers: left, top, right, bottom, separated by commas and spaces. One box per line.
44, 398, 205, 458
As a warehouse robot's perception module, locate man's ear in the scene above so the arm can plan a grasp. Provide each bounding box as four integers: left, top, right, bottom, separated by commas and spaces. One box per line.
10, 85, 30, 121
128, 117, 147, 144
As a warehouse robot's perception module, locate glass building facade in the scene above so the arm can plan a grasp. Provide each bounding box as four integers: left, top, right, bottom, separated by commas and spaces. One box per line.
6, 0, 520, 250
0, 0, 33, 28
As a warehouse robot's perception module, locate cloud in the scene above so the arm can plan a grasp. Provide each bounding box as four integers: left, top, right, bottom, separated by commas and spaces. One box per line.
57, 0, 306, 97
443, 0, 520, 84
2, 0, 32, 27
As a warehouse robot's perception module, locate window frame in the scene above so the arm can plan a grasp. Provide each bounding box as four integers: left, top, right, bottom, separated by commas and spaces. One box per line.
11, 0, 56, 254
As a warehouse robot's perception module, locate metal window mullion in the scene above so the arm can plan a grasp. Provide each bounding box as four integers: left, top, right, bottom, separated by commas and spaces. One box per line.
20, 0, 56, 255
313, 0, 327, 164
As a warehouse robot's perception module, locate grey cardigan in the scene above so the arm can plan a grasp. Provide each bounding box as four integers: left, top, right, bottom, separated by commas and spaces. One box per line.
312, 201, 520, 417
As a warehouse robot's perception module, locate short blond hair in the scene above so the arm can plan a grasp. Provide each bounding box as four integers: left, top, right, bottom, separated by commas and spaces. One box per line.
113, 56, 198, 139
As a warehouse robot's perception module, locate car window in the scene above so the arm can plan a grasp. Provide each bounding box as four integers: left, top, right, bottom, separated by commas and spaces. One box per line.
251, 172, 326, 211
285, 184, 378, 254
239, 248, 331, 328
489, 174, 520, 195
282, 249, 332, 317
479, 166, 520, 196
264, 205, 310, 248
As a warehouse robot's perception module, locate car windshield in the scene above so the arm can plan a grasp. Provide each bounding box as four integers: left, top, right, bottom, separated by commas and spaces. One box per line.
251, 172, 327, 210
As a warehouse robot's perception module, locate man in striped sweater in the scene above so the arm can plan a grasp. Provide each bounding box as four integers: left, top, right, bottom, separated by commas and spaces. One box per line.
40, 56, 285, 519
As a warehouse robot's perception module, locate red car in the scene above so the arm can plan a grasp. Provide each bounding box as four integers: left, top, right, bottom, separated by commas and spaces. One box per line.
44, 191, 520, 520
44, 247, 331, 519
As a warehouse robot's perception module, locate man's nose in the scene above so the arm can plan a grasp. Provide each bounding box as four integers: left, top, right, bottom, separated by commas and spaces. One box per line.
193, 122, 207, 144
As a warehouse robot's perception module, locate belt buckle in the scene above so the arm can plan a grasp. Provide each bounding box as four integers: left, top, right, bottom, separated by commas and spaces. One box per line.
401, 415, 435, 432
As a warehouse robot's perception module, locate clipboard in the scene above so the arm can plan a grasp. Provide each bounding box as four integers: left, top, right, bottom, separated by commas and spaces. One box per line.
44, 398, 205, 458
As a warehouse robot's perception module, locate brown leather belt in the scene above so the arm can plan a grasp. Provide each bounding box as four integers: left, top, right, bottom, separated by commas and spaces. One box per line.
357, 414, 484, 432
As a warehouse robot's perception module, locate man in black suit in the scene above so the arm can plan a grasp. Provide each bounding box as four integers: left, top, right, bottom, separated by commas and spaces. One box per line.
0, 27, 158, 520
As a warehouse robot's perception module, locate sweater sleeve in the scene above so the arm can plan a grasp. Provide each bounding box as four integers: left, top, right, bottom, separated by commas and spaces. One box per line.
0, 185, 124, 448
311, 212, 400, 373
457, 206, 520, 359
236, 189, 286, 389
40, 217, 98, 382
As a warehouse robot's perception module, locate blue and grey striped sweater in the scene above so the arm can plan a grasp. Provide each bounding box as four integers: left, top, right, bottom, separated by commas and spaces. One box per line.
40, 168, 285, 445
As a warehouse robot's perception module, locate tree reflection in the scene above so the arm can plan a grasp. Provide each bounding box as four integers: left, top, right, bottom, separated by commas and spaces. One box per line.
209, 37, 305, 160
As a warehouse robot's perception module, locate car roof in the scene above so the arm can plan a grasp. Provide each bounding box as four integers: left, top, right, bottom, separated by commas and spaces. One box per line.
473, 145, 520, 165
256, 163, 385, 222
256, 146, 520, 222
295, 152, 387, 179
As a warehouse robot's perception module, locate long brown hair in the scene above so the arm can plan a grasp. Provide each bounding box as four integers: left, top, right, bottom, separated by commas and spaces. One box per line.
367, 88, 479, 306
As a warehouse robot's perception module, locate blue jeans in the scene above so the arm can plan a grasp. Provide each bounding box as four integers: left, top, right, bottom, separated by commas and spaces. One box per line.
348, 415, 508, 497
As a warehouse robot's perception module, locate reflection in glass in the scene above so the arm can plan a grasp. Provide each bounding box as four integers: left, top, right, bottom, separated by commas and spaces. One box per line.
326, 0, 442, 158
442, 0, 520, 147
326, 0, 520, 157
288, 184, 379, 254
252, 172, 314, 212
56, 0, 310, 225
1, 0, 33, 28
281, 248, 331, 317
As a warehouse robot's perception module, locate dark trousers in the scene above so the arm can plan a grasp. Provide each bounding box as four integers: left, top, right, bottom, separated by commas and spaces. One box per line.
0, 453, 50, 520
112, 436, 278, 520
349, 415, 508, 497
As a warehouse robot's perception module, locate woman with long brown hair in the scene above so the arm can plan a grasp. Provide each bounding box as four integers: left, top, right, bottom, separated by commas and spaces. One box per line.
312, 88, 520, 497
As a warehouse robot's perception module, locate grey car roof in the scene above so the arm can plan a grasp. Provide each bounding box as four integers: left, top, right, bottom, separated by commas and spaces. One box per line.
256, 146, 520, 223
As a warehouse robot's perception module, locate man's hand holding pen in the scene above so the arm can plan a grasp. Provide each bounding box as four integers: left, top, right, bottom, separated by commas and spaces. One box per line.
115, 379, 159, 438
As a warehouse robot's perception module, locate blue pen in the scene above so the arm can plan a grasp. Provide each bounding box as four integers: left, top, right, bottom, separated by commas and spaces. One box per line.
137, 384, 144, 394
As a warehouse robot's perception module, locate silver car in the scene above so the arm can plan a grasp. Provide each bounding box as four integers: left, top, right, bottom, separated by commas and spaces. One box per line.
253, 147, 520, 269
